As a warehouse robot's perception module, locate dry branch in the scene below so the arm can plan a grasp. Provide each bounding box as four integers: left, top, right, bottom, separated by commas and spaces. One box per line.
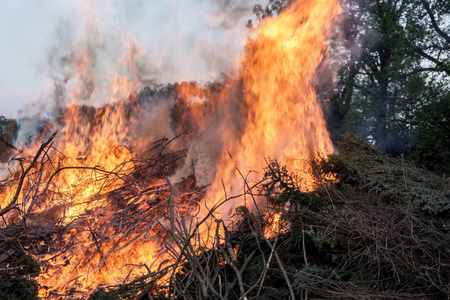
1, 131, 58, 218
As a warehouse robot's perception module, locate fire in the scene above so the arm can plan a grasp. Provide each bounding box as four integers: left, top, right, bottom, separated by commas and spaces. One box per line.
264, 212, 288, 238
0, 35, 172, 297
206, 0, 340, 216
0, 0, 340, 298
174, 81, 210, 131
27, 98, 183, 297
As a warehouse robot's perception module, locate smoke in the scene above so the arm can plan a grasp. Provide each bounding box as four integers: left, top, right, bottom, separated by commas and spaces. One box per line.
11, 0, 261, 117
10, 0, 262, 151
206, 0, 261, 29
171, 79, 247, 186
313, 0, 376, 119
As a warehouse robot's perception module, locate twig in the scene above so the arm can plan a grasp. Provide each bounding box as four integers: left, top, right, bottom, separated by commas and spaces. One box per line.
1, 131, 58, 217
302, 227, 308, 266
401, 154, 408, 188
314, 168, 335, 211
0, 135, 26, 155
263, 235, 296, 300
217, 220, 247, 299
257, 223, 282, 296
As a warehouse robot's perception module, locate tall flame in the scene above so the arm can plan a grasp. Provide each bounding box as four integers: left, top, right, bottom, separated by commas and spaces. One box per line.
206, 0, 340, 215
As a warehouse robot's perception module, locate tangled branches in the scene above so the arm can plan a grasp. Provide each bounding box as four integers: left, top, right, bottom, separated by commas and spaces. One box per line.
1, 132, 449, 300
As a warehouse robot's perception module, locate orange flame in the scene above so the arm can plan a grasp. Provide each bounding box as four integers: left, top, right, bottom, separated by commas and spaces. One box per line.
206, 0, 340, 217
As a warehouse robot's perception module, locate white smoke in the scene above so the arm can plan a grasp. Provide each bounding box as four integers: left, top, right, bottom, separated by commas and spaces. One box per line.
3, 0, 261, 118
8, 0, 263, 153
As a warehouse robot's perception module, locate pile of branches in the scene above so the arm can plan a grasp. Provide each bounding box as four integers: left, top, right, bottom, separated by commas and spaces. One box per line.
90, 135, 450, 300
88, 186, 296, 300
320, 133, 450, 213
259, 133, 450, 299
0, 131, 206, 299
1, 131, 450, 300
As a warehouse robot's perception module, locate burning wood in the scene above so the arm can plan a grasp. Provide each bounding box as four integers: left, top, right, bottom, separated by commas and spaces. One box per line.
0, 131, 204, 297
1, 121, 449, 300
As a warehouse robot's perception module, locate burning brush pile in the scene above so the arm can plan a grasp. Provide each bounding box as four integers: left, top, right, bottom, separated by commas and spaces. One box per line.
1, 0, 449, 299
2, 119, 450, 300
0, 87, 208, 298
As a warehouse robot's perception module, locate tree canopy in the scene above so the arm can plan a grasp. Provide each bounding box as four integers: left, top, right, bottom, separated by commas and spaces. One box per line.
0, 116, 18, 162
322, 0, 450, 175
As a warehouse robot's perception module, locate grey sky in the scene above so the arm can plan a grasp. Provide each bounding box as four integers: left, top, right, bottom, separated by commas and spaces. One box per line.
0, 0, 258, 118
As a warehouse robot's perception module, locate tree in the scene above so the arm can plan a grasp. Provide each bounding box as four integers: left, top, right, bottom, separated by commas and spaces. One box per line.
322, 0, 450, 163
411, 83, 450, 176
0, 116, 18, 161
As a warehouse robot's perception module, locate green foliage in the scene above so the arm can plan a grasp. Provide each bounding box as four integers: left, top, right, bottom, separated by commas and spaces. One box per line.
0, 277, 38, 300
303, 227, 338, 253
87, 280, 159, 300
262, 160, 312, 207
22, 255, 41, 275
322, 133, 450, 213
411, 92, 450, 176
0, 115, 18, 161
